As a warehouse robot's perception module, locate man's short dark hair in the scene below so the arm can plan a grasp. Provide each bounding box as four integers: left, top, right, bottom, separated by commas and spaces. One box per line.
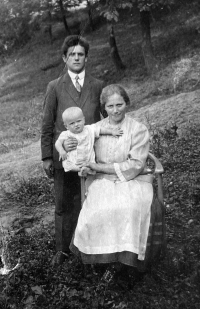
62, 35, 90, 56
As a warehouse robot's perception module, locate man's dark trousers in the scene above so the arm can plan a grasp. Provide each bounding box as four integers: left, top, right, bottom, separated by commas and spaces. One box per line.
54, 169, 81, 252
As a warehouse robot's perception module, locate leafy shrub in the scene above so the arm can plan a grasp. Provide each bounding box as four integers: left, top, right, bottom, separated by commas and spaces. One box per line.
150, 122, 200, 214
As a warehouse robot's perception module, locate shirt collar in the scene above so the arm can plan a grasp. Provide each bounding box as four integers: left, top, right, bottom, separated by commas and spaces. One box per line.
68, 70, 85, 80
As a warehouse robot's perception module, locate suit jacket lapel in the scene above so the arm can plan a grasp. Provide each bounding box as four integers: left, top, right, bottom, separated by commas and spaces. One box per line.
79, 73, 91, 108
63, 73, 80, 106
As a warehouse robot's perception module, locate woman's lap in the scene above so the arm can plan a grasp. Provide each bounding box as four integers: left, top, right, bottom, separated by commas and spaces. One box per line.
73, 179, 153, 257
70, 194, 165, 271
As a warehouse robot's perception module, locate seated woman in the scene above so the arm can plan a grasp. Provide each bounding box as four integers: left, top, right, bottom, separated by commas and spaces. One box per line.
70, 84, 165, 273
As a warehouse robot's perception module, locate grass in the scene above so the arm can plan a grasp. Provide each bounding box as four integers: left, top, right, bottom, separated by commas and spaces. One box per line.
0, 1, 200, 308
0, 123, 200, 308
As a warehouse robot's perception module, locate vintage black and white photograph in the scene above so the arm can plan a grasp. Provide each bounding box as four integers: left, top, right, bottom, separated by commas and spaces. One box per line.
0, 0, 200, 308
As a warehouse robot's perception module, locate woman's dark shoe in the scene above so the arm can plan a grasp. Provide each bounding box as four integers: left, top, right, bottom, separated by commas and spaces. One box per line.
83, 264, 99, 278
51, 251, 69, 266
113, 265, 146, 288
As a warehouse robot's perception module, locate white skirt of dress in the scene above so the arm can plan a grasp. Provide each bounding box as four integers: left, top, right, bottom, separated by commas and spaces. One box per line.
74, 177, 153, 260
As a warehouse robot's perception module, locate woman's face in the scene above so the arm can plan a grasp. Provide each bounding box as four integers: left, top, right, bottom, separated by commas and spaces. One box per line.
105, 93, 127, 125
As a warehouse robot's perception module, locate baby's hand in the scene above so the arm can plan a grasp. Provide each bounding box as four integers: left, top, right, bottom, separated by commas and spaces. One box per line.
112, 128, 123, 137
59, 150, 68, 161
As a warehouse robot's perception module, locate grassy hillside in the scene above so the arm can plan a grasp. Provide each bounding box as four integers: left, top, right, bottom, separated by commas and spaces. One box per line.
0, 2, 200, 154
0, 3, 200, 308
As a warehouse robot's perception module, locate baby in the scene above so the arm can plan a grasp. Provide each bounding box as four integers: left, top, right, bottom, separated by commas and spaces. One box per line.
55, 107, 123, 173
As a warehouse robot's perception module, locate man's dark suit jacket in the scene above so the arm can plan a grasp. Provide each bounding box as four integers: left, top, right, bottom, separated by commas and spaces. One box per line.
41, 71, 104, 169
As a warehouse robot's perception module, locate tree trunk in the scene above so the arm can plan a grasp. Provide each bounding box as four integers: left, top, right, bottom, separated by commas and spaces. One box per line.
46, 0, 53, 44
87, 0, 94, 31
140, 10, 158, 74
58, 0, 71, 35
108, 24, 125, 70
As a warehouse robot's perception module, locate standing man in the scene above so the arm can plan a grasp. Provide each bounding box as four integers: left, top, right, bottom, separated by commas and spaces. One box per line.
41, 35, 104, 265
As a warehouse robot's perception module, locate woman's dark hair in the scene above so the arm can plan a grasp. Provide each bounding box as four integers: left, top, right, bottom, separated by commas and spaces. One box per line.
100, 84, 130, 111
61, 35, 89, 56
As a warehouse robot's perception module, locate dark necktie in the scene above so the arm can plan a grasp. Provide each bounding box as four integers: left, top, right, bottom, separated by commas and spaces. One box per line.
75, 75, 81, 93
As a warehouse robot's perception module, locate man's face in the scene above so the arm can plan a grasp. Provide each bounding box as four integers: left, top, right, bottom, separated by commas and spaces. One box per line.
63, 45, 87, 73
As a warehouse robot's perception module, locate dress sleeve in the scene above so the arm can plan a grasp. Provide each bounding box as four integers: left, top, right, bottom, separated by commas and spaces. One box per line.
114, 122, 150, 181
88, 122, 101, 139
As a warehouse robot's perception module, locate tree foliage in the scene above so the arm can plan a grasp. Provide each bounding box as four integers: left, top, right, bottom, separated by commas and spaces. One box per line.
0, 0, 41, 51
0, 0, 83, 52
100, 0, 176, 21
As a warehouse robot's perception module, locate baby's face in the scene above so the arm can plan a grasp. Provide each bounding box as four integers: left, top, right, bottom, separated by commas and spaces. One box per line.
64, 113, 85, 134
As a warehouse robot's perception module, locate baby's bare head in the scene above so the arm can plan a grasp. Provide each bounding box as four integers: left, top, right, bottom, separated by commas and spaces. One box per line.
62, 107, 85, 134
62, 107, 83, 123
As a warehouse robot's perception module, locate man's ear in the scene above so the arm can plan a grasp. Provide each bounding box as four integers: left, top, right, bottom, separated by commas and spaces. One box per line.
62, 55, 67, 63
85, 57, 88, 63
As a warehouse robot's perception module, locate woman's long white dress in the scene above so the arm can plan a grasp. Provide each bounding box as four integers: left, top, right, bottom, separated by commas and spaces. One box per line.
73, 115, 153, 261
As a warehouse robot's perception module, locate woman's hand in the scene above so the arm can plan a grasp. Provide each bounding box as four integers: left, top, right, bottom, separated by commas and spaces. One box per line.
63, 137, 78, 152
84, 162, 116, 174
84, 162, 98, 171
78, 166, 96, 177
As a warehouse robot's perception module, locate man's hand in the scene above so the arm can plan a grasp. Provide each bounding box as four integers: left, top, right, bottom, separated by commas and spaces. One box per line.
63, 137, 78, 152
112, 128, 123, 137
43, 158, 54, 178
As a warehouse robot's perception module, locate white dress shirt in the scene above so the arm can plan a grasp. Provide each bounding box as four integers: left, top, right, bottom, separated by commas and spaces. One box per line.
68, 70, 85, 88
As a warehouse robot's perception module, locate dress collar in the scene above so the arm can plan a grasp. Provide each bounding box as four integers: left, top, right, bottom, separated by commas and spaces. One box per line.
108, 114, 127, 127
